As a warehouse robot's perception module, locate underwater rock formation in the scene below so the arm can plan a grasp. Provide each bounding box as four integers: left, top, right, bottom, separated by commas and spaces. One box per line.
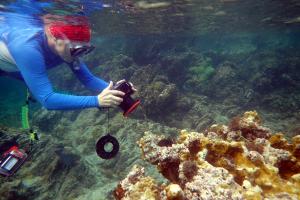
114, 111, 300, 200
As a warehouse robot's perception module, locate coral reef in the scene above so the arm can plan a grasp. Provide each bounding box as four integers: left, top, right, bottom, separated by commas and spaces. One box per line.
114, 111, 300, 200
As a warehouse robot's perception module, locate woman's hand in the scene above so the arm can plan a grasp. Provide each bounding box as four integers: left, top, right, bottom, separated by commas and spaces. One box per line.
97, 81, 125, 107
116, 79, 138, 92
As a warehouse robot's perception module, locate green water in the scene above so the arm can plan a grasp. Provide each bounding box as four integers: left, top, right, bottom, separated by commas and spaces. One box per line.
0, 77, 26, 127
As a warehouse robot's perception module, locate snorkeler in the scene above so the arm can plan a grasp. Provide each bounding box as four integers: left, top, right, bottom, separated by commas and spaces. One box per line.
0, 1, 141, 177
0, 11, 137, 110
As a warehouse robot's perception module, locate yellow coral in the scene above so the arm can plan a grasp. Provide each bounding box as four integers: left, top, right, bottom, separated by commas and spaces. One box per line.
125, 177, 160, 200
165, 184, 184, 200
242, 111, 261, 127
179, 122, 300, 199
292, 135, 300, 145
116, 111, 300, 200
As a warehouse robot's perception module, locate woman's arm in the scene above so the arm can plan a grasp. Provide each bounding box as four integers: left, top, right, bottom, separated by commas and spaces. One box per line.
10, 44, 100, 110
69, 59, 109, 93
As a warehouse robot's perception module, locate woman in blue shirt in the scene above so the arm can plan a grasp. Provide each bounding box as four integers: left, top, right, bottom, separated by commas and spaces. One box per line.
0, 11, 134, 110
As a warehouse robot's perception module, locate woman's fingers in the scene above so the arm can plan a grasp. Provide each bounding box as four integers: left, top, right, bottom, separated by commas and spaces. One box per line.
110, 95, 123, 103
110, 90, 125, 97
102, 94, 123, 107
102, 99, 120, 107
116, 79, 126, 85
132, 87, 137, 92
107, 81, 113, 90
129, 82, 137, 92
99, 80, 137, 108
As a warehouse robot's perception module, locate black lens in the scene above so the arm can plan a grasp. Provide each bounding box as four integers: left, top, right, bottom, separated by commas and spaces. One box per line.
96, 134, 119, 159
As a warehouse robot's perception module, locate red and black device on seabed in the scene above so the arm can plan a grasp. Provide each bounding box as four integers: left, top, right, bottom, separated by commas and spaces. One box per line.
0, 143, 28, 177
0, 129, 38, 177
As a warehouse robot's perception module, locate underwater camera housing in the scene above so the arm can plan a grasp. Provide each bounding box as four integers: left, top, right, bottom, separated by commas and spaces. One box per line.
113, 81, 140, 117
0, 145, 27, 177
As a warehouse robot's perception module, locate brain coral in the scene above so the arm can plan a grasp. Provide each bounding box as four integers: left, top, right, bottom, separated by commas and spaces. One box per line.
114, 111, 300, 200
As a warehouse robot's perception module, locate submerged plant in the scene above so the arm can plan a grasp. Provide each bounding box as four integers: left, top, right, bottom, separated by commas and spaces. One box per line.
184, 58, 215, 90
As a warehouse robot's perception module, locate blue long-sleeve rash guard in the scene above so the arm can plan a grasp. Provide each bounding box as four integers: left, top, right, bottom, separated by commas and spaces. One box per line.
1, 20, 108, 110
